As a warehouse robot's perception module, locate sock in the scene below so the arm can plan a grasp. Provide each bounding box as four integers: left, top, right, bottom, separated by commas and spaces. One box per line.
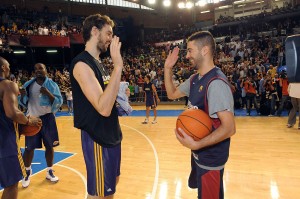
25, 166, 31, 171
47, 167, 52, 171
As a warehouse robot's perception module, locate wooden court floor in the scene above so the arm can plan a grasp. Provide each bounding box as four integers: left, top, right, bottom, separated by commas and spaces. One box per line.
1, 105, 300, 199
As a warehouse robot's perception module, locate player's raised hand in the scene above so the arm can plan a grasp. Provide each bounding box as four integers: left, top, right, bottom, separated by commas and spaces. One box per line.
110, 36, 123, 70
164, 47, 179, 70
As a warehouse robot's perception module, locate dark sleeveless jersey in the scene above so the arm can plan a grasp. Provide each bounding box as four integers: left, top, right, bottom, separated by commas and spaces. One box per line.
189, 67, 231, 167
143, 82, 154, 97
0, 77, 19, 158
70, 51, 122, 147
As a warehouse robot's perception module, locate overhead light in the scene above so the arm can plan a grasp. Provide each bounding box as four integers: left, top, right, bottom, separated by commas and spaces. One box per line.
238, 4, 245, 6
196, 0, 206, 6
234, 0, 245, 4
218, 5, 230, 9
46, 50, 58, 53
201, 10, 210, 13
163, 0, 171, 7
148, 0, 155, 4
13, 50, 26, 54
186, 1, 194, 9
255, 1, 264, 3
178, 2, 185, 8
214, 0, 220, 3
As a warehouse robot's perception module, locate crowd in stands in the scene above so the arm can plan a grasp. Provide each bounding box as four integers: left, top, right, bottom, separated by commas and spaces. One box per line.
0, 5, 81, 37
8, 32, 291, 116
2, 3, 299, 116
216, 2, 299, 24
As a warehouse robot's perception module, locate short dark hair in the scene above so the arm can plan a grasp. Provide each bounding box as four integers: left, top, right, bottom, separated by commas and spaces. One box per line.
187, 31, 216, 56
82, 14, 115, 43
146, 74, 151, 80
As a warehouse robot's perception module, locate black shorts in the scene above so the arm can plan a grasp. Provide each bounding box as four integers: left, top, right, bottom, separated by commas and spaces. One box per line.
25, 113, 59, 150
146, 95, 157, 109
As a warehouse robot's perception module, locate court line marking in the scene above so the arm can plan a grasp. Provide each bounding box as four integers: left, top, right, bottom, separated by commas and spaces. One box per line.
121, 124, 159, 199
32, 148, 77, 155
56, 163, 87, 199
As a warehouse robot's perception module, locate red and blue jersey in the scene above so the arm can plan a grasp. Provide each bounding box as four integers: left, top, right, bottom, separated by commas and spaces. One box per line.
189, 67, 231, 168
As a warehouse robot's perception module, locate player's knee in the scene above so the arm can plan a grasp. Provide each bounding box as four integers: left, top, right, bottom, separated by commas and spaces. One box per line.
45, 147, 54, 153
24, 149, 34, 154
4, 182, 18, 192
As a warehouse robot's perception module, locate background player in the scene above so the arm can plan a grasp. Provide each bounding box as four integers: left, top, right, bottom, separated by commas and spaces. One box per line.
19, 63, 63, 188
142, 74, 160, 124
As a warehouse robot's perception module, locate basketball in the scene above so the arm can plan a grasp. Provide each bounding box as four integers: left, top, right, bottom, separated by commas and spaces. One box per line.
176, 109, 213, 141
19, 124, 41, 136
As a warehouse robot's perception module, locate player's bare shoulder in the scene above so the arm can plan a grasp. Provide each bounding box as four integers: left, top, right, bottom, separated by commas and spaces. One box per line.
5, 80, 19, 95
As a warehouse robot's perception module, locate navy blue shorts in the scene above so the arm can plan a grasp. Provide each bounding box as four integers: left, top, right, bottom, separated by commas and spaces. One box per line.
81, 130, 121, 197
188, 156, 224, 199
0, 154, 26, 188
25, 113, 59, 150
146, 95, 157, 109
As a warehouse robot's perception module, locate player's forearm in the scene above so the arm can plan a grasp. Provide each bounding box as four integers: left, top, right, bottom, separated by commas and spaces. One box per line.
195, 122, 235, 150
9, 109, 28, 125
164, 69, 177, 99
97, 67, 123, 117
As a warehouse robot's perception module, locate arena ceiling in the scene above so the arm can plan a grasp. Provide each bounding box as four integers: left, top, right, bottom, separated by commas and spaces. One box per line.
55, 0, 281, 12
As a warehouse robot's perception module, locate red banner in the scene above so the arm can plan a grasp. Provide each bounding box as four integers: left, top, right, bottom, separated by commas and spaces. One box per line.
8, 35, 71, 47
69, 33, 84, 44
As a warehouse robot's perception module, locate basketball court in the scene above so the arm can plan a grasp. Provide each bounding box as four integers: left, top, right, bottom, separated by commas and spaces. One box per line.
1, 105, 300, 199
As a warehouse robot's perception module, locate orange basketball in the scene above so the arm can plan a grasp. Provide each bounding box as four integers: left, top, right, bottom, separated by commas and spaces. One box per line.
19, 124, 41, 136
176, 109, 213, 141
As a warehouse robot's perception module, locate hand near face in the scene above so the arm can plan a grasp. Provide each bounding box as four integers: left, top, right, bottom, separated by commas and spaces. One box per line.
110, 36, 123, 70
164, 47, 179, 70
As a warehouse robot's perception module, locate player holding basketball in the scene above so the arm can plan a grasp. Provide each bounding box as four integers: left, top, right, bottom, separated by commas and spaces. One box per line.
0, 57, 41, 199
70, 14, 123, 199
19, 63, 63, 188
164, 31, 236, 199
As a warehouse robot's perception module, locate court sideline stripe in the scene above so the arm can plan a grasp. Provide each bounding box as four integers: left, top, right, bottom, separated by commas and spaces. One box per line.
121, 124, 159, 199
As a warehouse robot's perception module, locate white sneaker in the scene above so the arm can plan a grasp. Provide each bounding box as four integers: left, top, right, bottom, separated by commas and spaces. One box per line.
142, 119, 149, 124
22, 169, 32, 188
46, 169, 59, 183
152, 120, 157, 124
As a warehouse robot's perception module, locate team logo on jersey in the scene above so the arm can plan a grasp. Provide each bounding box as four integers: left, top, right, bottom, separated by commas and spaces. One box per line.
199, 85, 203, 92
103, 75, 111, 85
